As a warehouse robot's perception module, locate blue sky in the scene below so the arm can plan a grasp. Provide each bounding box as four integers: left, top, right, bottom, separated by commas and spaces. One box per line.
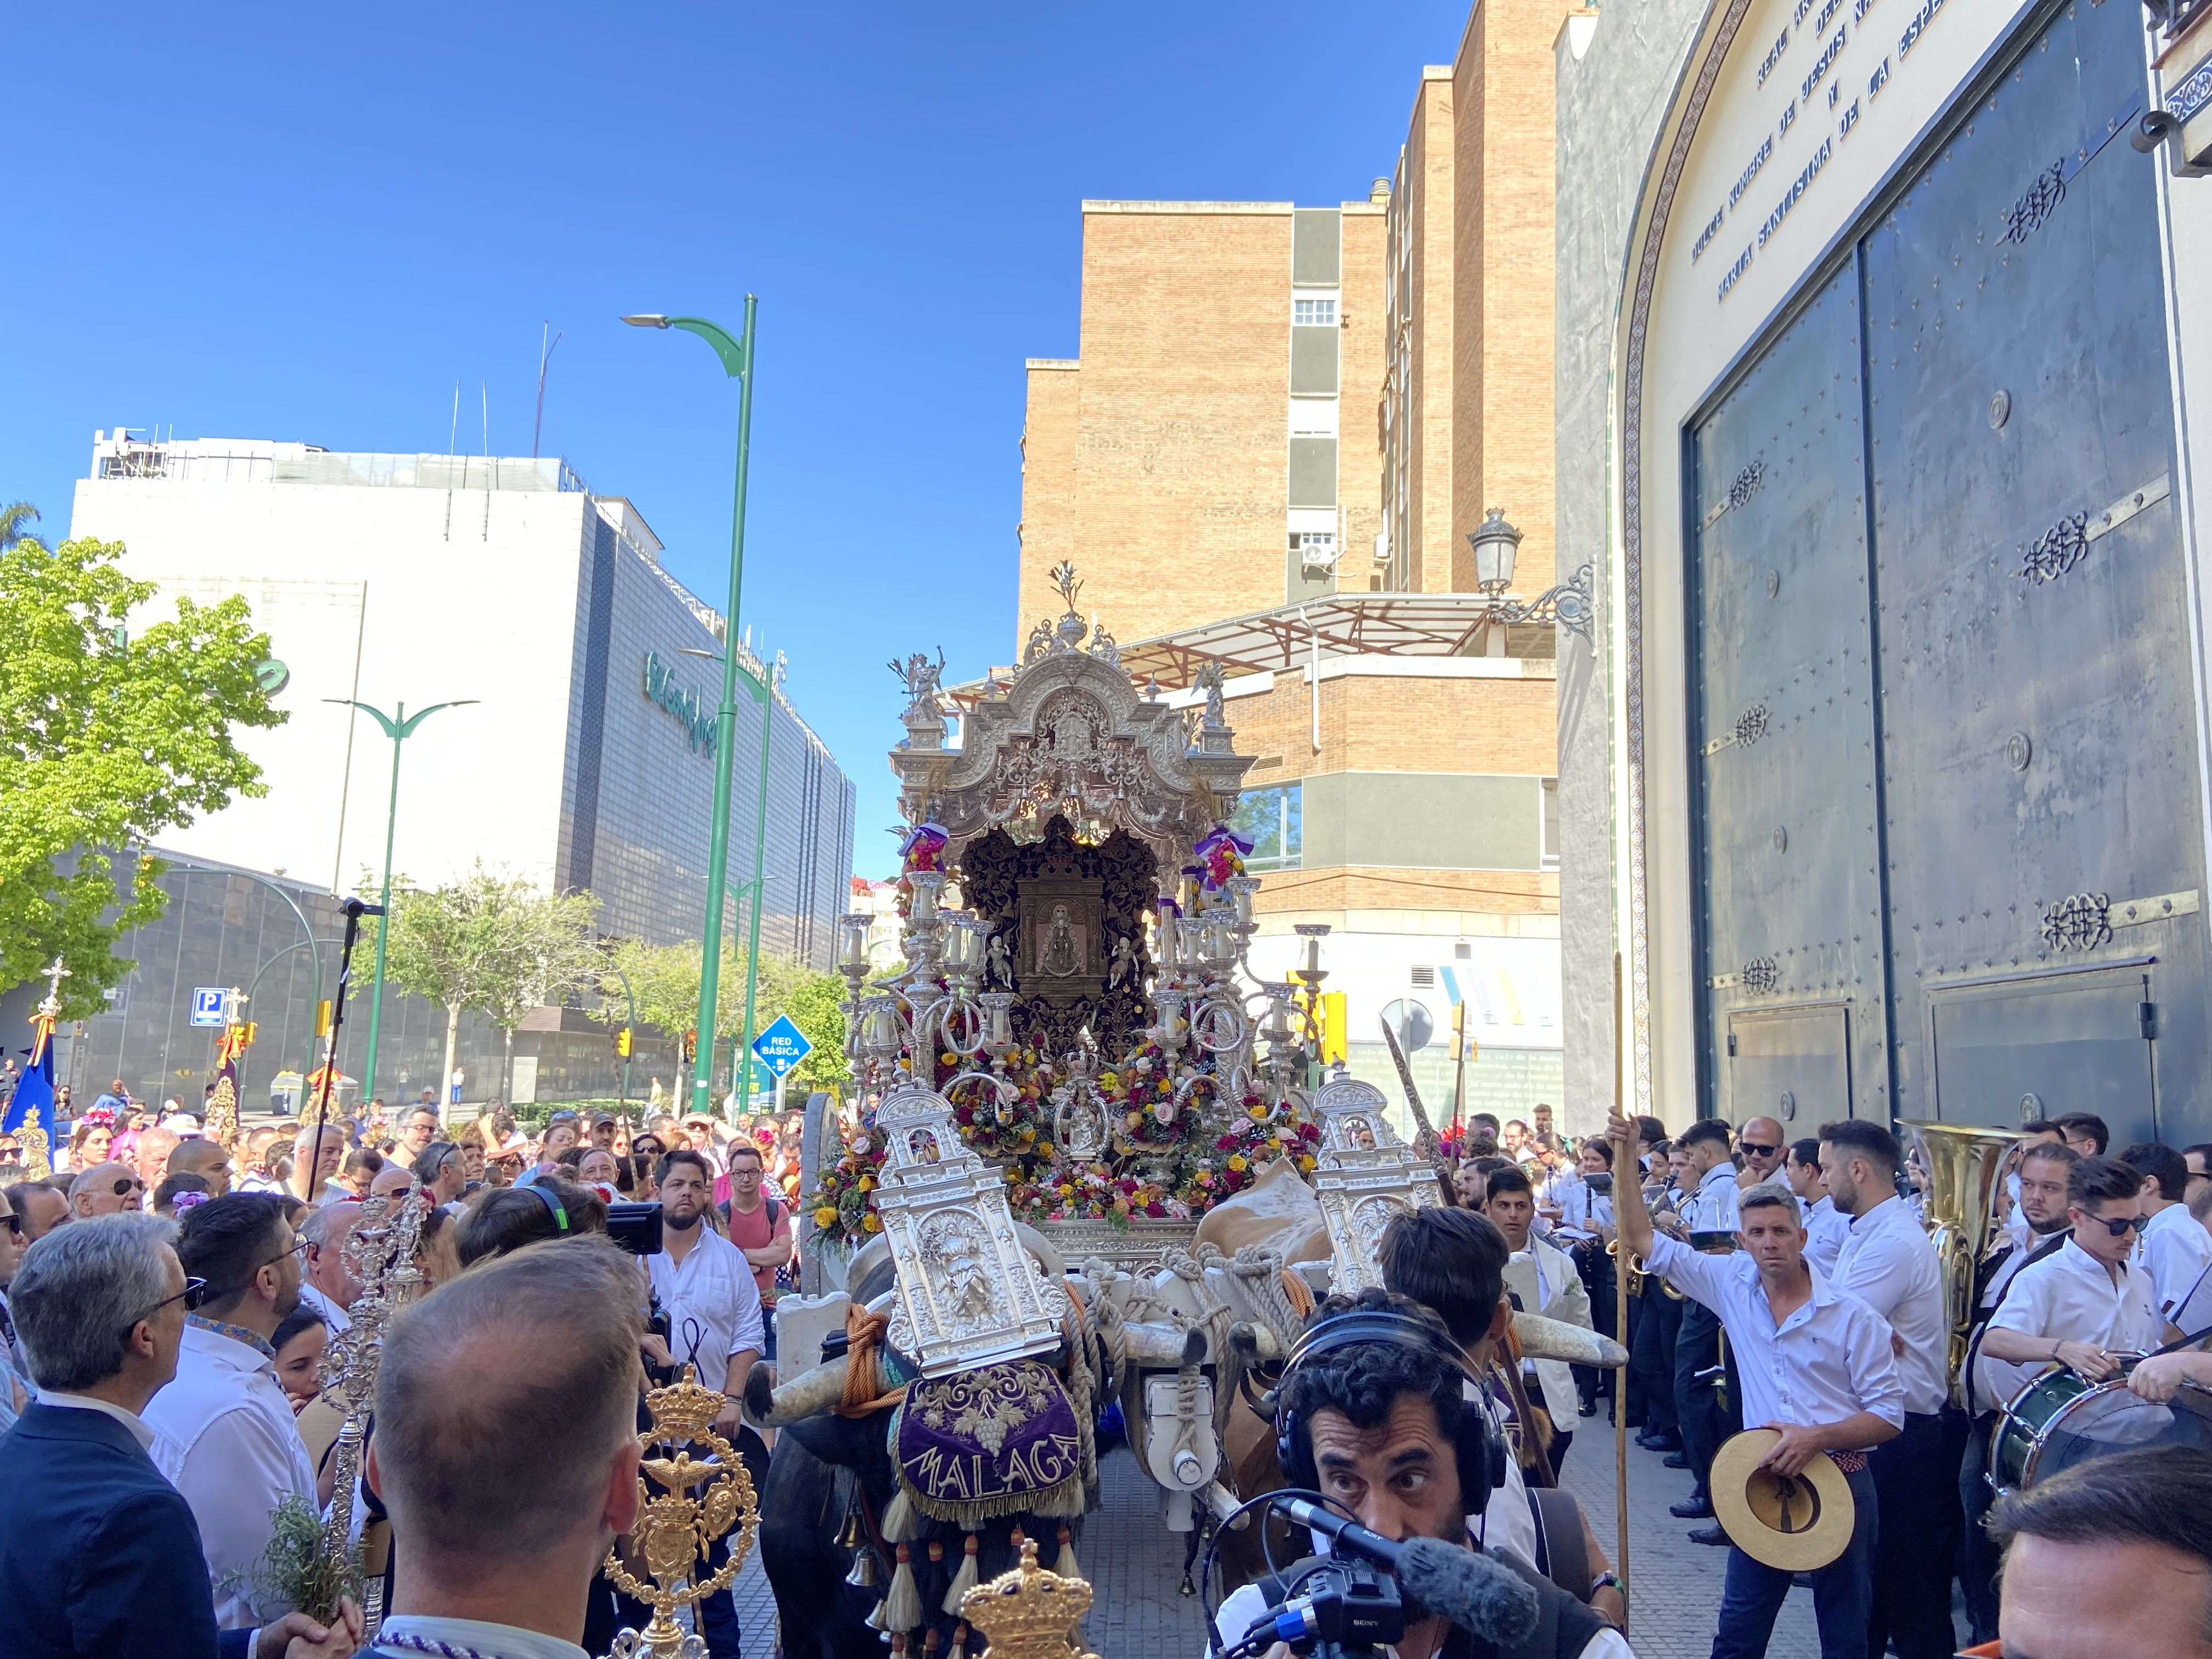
5, 3, 1463, 878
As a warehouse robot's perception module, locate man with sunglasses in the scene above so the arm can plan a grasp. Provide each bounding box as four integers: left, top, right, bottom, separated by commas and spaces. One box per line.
68, 1162, 144, 1219
142, 1193, 318, 1630
1734, 1116, 1787, 1186
1978, 1155, 2182, 1414
0, 1214, 357, 1658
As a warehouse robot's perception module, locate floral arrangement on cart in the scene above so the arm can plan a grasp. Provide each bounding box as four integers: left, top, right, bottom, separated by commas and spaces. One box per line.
805, 565, 1332, 1251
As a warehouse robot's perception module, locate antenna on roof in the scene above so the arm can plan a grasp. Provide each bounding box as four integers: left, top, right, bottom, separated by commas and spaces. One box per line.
533, 323, 563, 459
443, 380, 460, 541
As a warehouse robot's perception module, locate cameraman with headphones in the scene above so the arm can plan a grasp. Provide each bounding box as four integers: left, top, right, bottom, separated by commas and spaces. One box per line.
1212, 1290, 1633, 1659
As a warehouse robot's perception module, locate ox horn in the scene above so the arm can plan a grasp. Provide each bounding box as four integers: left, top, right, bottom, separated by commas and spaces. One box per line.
1228, 1321, 1283, 1364
1514, 1311, 1628, 1368
744, 1355, 853, 1428
1122, 1321, 1209, 1369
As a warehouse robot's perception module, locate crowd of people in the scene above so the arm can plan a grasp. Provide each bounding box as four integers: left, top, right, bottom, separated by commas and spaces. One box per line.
5, 1077, 2210, 1659
0, 1087, 798, 1659
1429, 1104, 2212, 1658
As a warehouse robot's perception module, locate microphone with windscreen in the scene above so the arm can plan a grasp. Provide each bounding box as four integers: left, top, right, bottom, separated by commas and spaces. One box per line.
1274, 1496, 1540, 1649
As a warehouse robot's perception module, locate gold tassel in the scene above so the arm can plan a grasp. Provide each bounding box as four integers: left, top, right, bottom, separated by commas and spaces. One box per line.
941, 1532, 981, 1616
882, 1488, 919, 1544
1054, 1522, 1079, 1582
880, 1542, 923, 1634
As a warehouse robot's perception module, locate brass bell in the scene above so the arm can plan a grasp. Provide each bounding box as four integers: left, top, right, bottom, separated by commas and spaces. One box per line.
840, 1513, 879, 1587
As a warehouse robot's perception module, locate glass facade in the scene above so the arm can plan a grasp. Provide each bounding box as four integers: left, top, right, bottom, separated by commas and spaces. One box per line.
1231, 783, 1304, 872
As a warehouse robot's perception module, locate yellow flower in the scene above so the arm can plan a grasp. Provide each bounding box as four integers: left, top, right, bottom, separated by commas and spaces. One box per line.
857, 1175, 876, 1193
1297, 1154, 1316, 1172
1248, 1104, 1267, 1122
1227, 1154, 1248, 1172
1125, 1111, 1143, 1131
862, 1212, 884, 1233
1038, 1142, 1055, 1156
814, 1206, 838, 1228
1057, 1183, 1075, 1198
940, 1051, 958, 1066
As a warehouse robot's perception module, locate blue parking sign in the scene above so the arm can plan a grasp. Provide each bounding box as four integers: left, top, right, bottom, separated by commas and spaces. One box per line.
750, 1015, 812, 1078
190, 988, 229, 1029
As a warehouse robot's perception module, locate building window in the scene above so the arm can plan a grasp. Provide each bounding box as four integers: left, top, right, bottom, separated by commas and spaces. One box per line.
1294, 297, 1339, 328
1454, 941, 1471, 960
1230, 782, 1302, 872
1410, 965, 1436, 988
1541, 777, 1560, 870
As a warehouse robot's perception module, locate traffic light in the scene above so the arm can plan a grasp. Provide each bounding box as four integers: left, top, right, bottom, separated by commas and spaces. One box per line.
1319, 991, 1347, 1063
615, 1026, 633, 1058
682, 1030, 697, 1066
315, 1000, 334, 1036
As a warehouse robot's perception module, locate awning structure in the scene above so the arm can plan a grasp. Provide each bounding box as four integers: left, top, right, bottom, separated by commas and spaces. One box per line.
947, 592, 1555, 705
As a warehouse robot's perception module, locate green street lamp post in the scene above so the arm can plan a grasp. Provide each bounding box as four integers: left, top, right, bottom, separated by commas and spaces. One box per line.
623, 300, 760, 1120
326, 697, 477, 1105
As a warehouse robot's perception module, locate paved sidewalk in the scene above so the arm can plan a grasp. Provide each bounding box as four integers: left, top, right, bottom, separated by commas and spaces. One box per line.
1558, 1420, 1820, 1658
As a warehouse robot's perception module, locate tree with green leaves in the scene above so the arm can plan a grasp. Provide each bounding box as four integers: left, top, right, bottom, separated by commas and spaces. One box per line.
371, 865, 597, 1105
595, 939, 850, 1103
1, 536, 283, 1013
0, 503, 47, 551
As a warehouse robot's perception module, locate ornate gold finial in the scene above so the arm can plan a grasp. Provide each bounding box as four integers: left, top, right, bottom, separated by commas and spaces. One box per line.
958, 1538, 1100, 1659
15, 1124, 50, 1181
603, 1366, 761, 1658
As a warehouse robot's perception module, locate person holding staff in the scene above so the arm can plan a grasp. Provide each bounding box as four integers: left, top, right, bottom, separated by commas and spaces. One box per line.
1609, 1108, 1903, 1659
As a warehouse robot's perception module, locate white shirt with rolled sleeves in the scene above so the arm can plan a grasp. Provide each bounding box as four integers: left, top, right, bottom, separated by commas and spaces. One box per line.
2136, 1201, 2212, 1322
648, 1224, 766, 1390
143, 1321, 318, 1628
1683, 1164, 1741, 1233
1553, 1175, 1615, 1236
1975, 1235, 2166, 1410
1802, 1195, 1852, 1277
1643, 1234, 1905, 1435
1830, 1195, 1950, 1417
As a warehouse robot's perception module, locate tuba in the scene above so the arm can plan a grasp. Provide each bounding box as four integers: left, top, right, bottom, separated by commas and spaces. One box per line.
1899, 1120, 2019, 1408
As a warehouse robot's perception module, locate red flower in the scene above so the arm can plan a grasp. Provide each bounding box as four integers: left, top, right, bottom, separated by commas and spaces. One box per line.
1145, 1200, 1166, 1218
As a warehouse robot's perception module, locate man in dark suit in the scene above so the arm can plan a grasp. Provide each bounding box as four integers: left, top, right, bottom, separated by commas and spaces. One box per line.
0, 1211, 358, 1659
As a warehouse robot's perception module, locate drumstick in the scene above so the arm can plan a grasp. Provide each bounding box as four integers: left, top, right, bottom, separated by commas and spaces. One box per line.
1612, 952, 1631, 1635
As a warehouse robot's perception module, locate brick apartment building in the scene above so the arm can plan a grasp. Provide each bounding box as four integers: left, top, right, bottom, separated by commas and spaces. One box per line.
1006, 0, 1585, 1125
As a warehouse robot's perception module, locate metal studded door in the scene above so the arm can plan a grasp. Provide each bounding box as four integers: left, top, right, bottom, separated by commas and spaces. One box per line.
1688, 270, 1890, 1125
1861, 0, 2204, 1143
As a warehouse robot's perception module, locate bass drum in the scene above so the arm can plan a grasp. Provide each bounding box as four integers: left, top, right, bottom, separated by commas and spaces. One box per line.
1990, 1365, 2212, 1494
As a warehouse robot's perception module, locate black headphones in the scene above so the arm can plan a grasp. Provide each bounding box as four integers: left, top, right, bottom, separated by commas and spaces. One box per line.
1272, 1309, 1508, 1516
515, 1179, 571, 1233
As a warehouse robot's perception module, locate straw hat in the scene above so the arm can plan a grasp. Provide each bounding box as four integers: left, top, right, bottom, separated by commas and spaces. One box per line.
1709, 1429, 1857, 1572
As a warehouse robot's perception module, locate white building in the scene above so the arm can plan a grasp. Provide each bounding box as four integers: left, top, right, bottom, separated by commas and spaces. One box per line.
71, 432, 855, 966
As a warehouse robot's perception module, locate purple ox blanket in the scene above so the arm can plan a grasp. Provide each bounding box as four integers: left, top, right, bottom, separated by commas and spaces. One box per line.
893, 1357, 1087, 1525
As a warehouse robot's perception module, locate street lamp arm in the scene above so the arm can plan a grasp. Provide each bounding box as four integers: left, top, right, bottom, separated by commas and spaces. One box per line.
396, 699, 479, 740
667, 316, 749, 379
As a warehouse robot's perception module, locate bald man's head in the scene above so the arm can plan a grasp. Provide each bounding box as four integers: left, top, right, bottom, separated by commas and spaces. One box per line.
69, 1161, 144, 1218
370, 1237, 642, 1579
167, 1138, 232, 1196
1738, 1117, 1787, 1181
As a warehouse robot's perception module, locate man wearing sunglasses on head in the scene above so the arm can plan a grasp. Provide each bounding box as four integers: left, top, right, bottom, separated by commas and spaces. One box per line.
1977, 1155, 2182, 1413
142, 1193, 320, 1633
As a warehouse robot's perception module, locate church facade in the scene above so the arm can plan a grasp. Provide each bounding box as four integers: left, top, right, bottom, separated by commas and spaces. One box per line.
1556, 0, 2212, 1145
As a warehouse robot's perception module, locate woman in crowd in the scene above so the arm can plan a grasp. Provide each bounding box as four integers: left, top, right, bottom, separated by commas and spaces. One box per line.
151, 1172, 211, 1218
415, 1205, 462, 1288
538, 1110, 583, 1166
65, 1108, 114, 1171
455, 1124, 489, 1187
271, 1305, 329, 1413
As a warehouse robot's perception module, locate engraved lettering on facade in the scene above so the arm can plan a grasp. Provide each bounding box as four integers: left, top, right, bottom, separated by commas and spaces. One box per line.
1692, 205, 1726, 263
1867, 56, 1891, 98
1898, 0, 1946, 58
1801, 25, 1848, 105
1780, 97, 1799, 136
1839, 97, 1861, 136
1757, 26, 1791, 87
1728, 135, 1776, 212
1758, 136, 1833, 250
1718, 244, 1756, 303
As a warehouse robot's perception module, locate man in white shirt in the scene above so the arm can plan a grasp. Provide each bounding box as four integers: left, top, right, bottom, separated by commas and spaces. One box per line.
1612, 1110, 1904, 1659
368, 1235, 645, 1659
1734, 1116, 1788, 1187
2117, 1141, 2212, 1323
1956, 1138, 2079, 1645
143, 1192, 319, 1630
1485, 1163, 1594, 1474
1785, 1139, 1851, 1275
296, 1200, 366, 1334
1671, 1118, 1742, 1537
645, 1150, 761, 1659
1210, 1288, 1633, 1659
1819, 1118, 1956, 1659
1977, 1156, 2178, 1415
